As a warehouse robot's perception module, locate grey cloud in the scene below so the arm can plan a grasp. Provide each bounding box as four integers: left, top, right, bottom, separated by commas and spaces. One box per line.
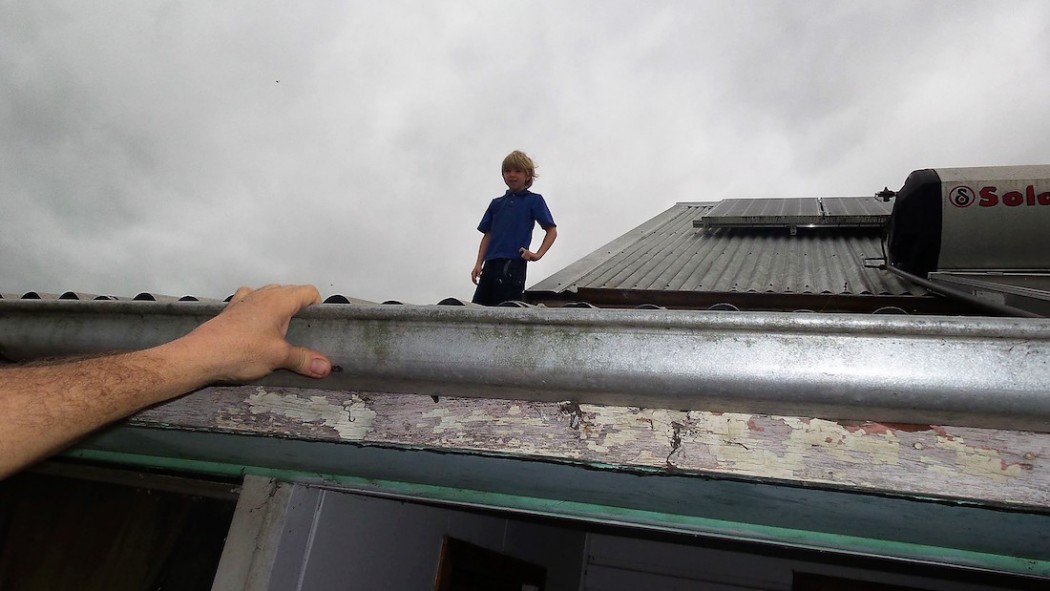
2, 1, 1049, 304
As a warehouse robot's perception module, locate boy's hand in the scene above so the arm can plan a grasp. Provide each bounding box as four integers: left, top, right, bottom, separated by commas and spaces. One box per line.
519, 247, 542, 262
471, 263, 483, 284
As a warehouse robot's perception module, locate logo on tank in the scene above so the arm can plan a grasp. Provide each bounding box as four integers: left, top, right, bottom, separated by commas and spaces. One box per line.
948, 186, 976, 208
975, 185, 1050, 207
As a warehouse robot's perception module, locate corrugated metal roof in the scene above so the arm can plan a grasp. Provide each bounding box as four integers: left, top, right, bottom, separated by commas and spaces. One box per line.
531, 202, 925, 297
1, 198, 918, 311
0, 291, 381, 305
0, 291, 228, 303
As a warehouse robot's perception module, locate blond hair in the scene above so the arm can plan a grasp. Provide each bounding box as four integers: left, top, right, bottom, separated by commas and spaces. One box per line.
502, 150, 538, 188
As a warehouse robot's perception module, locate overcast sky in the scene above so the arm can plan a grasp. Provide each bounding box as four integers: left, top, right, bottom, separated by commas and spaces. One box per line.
2, 1, 1047, 303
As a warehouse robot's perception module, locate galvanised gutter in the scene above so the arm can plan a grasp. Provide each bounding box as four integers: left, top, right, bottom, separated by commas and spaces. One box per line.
2, 300, 1049, 432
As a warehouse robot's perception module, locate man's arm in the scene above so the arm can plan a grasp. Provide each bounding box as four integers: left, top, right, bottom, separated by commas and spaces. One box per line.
471, 233, 491, 284
520, 225, 558, 262
0, 284, 331, 479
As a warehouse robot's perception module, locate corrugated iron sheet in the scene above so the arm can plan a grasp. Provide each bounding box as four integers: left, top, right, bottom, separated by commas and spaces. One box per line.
531, 202, 924, 296
0, 291, 226, 303
0, 291, 380, 305
2, 199, 917, 307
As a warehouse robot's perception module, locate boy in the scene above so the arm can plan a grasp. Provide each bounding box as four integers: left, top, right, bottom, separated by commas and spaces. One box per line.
471, 150, 558, 306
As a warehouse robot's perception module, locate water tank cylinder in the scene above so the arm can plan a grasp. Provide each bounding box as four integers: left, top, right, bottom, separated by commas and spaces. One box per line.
886, 165, 1050, 276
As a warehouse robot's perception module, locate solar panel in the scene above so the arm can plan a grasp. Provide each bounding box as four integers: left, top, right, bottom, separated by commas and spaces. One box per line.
705, 198, 822, 218
822, 197, 892, 218
694, 197, 889, 233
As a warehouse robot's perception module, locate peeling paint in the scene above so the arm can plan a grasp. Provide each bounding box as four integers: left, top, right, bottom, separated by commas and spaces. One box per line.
576, 404, 675, 455
785, 417, 901, 467
132, 386, 1050, 509
676, 413, 798, 478
247, 388, 376, 440
932, 433, 1024, 483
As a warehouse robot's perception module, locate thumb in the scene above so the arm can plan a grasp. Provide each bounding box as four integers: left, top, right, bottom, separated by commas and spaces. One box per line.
284, 345, 332, 378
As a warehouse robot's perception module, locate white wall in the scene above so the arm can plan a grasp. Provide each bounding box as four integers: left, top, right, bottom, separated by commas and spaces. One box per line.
581, 533, 1024, 591
255, 484, 1031, 591
268, 487, 586, 590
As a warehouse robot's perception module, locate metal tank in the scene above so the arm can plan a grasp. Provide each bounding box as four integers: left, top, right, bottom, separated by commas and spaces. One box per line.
887, 165, 1050, 275
885, 165, 1050, 317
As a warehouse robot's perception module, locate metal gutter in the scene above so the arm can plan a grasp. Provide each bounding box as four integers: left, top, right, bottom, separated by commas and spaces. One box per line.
2, 300, 1049, 432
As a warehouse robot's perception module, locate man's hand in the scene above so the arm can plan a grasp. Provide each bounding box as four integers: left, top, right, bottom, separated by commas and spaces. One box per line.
0, 283, 332, 478
471, 263, 483, 285
183, 284, 332, 382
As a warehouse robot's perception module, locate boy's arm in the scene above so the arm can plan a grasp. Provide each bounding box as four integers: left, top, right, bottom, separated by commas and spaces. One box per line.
0, 284, 331, 479
472, 233, 491, 284
520, 225, 558, 262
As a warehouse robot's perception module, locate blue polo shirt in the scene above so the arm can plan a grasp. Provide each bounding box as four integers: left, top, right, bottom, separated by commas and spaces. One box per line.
477, 189, 556, 261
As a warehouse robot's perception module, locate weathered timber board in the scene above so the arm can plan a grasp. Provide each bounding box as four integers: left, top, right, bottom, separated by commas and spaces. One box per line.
129, 385, 1050, 510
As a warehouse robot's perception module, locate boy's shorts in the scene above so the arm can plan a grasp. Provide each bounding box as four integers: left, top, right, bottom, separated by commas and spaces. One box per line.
472, 258, 527, 306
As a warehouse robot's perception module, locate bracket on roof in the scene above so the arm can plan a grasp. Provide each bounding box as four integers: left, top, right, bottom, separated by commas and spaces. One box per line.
863, 256, 887, 269
876, 187, 897, 202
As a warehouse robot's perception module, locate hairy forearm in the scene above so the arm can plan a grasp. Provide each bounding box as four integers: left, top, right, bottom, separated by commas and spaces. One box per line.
0, 284, 331, 479
0, 340, 212, 479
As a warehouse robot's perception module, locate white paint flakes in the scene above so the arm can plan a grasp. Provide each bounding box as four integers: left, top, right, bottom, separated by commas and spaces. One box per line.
932, 433, 1023, 483
247, 388, 376, 440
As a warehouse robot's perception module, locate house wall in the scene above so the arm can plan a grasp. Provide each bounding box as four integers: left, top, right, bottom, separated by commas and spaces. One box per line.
252, 484, 1037, 591
266, 486, 587, 590
580, 534, 1024, 591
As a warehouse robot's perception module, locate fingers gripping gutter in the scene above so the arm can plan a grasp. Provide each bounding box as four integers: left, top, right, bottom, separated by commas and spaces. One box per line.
256, 284, 331, 379
286, 344, 330, 379
200, 284, 333, 382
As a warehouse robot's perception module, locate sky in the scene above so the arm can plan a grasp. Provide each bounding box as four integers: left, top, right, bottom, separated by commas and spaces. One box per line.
2, 0, 1048, 304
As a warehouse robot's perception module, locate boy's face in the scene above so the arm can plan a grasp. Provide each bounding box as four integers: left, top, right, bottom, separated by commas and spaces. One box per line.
503, 167, 530, 193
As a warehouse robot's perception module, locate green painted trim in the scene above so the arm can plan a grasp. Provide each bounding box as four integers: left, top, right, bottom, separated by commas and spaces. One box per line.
67, 448, 1049, 578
